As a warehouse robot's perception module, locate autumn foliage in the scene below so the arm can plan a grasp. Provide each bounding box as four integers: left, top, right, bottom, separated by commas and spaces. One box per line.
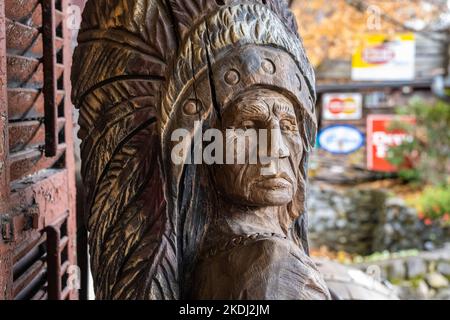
291, 0, 447, 67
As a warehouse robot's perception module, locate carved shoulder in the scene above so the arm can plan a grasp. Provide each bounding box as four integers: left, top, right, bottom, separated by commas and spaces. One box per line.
192, 238, 331, 300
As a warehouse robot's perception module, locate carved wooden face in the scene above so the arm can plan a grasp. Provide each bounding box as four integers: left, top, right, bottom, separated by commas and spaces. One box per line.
213, 89, 303, 207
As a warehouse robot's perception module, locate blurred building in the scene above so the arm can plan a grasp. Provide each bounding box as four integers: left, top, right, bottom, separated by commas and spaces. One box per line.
292, 0, 450, 183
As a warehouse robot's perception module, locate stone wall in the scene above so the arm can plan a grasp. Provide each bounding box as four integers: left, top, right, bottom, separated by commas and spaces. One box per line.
373, 198, 449, 252
307, 183, 450, 255
307, 184, 385, 254
351, 245, 450, 300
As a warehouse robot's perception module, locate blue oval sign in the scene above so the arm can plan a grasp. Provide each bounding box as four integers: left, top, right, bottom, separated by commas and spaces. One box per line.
318, 125, 364, 155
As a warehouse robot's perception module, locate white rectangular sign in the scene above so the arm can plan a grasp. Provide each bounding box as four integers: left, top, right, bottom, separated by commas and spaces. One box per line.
352, 33, 416, 81
322, 93, 363, 120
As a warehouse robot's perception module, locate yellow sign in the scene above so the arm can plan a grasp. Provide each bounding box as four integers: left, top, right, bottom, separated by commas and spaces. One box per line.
352, 33, 415, 81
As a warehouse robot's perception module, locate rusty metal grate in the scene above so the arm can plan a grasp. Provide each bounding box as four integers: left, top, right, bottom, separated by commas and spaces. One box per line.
46, 213, 71, 300
13, 233, 48, 300
12, 214, 71, 300
1, 0, 78, 300
5, 0, 67, 182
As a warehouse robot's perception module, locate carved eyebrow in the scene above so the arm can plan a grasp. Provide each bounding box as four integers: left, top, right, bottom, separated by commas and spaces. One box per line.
273, 101, 296, 118
237, 100, 270, 120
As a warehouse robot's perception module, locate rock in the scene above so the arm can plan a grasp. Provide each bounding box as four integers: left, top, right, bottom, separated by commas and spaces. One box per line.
435, 289, 450, 300
437, 262, 450, 277
429, 288, 437, 298
416, 280, 430, 300
406, 257, 427, 279
316, 259, 399, 300
425, 273, 449, 289
427, 261, 437, 273
314, 223, 325, 233
396, 280, 429, 300
394, 285, 410, 299
383, 224, 394, 236
386, 197, 406, 208
424, 241, 436, 251
404, 207, 418, 218
316, 208, 337, 221
336, 219, 347, 228
388, 260, 406, 280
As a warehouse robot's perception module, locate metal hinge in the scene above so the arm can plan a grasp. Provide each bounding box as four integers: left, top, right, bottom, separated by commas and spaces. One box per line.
1, 205, 41, 243
1, 214, 14, 243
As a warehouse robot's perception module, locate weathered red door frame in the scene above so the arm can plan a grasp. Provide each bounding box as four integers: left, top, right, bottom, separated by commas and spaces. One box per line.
0, 0, 78, 300
0, 0, 13, 300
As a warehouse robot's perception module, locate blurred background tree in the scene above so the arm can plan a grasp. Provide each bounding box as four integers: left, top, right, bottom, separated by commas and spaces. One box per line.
387, 98, 450, 223
291, 0, 450, 67
387, 98, 450, 186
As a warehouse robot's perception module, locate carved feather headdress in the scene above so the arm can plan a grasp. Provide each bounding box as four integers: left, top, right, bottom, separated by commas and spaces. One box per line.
71, 0, 316, 300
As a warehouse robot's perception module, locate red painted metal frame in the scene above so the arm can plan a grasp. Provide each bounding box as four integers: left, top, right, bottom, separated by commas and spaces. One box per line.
0, 0, 9, 218
0, 0, 13, 300
42, 0, 58, 157
62, 0, 78, 300
1, 0, 78, 300
46, 224, 62, 299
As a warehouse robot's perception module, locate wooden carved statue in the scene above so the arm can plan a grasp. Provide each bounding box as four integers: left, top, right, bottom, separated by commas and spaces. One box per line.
71, 0, 331, 300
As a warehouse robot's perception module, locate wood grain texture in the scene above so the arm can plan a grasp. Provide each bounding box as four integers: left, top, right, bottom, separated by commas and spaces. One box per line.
71, 0, 330, 300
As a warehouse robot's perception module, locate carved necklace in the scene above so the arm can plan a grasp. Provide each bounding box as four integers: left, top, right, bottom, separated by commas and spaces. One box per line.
204, 232, 288, 259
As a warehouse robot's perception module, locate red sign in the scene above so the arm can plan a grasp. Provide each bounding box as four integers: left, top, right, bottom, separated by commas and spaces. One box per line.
367, 115, 415, 172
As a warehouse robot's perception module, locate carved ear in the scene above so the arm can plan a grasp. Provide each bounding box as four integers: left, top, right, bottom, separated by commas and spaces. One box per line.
71, 0, 178, 299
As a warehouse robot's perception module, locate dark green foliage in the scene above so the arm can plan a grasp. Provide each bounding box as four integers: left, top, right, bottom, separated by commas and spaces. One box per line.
387, 97, 450, 186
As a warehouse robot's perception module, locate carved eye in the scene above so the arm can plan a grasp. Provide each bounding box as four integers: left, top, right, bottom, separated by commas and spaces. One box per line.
183, 99, 202, 115
240, 120, 256, 130
224, 69, 240, 85
280, 119, 297, 132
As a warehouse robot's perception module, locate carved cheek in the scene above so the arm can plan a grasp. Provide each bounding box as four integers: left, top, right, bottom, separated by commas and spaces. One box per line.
215, 163, 252, 200
284, 133, 303, 162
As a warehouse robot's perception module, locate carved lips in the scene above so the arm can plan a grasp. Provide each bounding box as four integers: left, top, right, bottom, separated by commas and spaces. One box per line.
255, 173, 293, 190
257, 177, 291, 189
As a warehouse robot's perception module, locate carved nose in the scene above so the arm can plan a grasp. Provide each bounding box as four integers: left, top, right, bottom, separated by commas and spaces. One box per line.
270, 127, 290, 159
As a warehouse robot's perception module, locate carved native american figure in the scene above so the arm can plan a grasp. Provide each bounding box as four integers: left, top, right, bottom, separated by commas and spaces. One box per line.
71, 0, 331, 300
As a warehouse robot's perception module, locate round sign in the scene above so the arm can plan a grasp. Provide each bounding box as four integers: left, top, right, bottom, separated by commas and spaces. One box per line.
318, 125, 365, 155
328, 98, 345, 114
